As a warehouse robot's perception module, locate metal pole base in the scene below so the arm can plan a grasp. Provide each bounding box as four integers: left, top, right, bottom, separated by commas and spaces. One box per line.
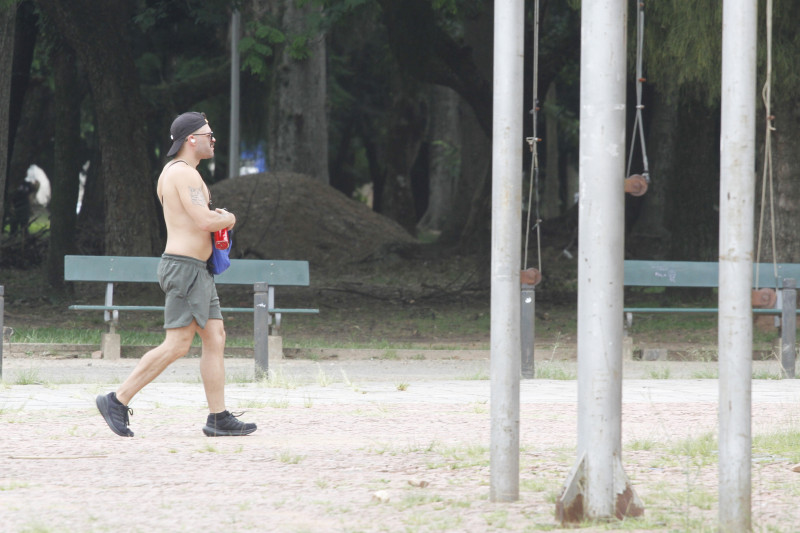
556, 452, 644, 524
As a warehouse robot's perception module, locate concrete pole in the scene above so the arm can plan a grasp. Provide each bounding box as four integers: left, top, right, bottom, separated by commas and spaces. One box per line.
577, 0, 626, 516
558, 0, 638, 522
489, 0, 524, 503
718, 0, 756, 529
228, 9, 241, 180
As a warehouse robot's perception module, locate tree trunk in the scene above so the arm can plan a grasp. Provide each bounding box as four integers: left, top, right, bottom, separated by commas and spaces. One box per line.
5, 1, 36, 176
267, 0, 329, 183
46, 38, 81, 286
0, 3, 17, 239
378, 85, 426, 235
35, 0, 159, 257
666, 99, 720, 260
418, 85, 460, 232
437, 8, 493, 250
762, 99, 800, 263
540, 82, 561, 219
439, 98, 491, 248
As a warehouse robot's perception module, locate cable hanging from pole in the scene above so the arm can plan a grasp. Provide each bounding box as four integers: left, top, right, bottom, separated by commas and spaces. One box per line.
523, 0, 542, 285
624, 1, 649, 198
754, 0, 778, 306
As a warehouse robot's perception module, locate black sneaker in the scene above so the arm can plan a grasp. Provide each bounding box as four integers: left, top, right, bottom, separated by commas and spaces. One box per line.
96, 392, 134, 437
203, 410, 257, 437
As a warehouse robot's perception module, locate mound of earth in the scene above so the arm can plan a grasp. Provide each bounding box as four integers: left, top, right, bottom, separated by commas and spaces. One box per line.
209, 172, 417, 270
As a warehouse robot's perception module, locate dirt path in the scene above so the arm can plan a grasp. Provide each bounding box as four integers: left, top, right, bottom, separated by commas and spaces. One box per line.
2, 358, 799, 532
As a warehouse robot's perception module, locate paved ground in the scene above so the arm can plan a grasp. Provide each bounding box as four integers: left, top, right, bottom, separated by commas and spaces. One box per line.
2, 353, 799, 532
2, 357, 799, 410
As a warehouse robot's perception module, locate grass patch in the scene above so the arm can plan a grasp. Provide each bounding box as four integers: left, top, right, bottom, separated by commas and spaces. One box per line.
752, 369, 783, 380
753, 427, 800, 463
426, 443, 489, 470
259, 367, 298, 389
266, 398, 290, 409
456, 370, 489, 380
0, 480, 30, 491
535, 361, 576, 380
14, 368, 42, 385
315, 365, 333, 387
646, 366, 671, 379
626, 438, 659, 452
379, 349, 398, 360
277, 450, 305, 464
9, 326, 253, 348
238, 399, 270, 409
667, 431, 717, 467
690, 368, 718, 379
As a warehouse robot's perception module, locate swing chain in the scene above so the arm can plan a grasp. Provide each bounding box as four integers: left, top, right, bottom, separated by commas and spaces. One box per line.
523, 0, 542, 275
626, 0, 650, 183
755, 0, 778, 291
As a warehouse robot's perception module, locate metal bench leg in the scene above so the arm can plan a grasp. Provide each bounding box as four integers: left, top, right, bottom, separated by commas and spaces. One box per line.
254, 282, 270, 379
267, 287, 283, 360
520, 285, 535, 379
100, 282, 121, 360
781, 279, 796, 378
101, 326, 121, 361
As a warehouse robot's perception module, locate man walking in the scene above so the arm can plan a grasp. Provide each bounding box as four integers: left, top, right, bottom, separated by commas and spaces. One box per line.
96, 111, 256, 438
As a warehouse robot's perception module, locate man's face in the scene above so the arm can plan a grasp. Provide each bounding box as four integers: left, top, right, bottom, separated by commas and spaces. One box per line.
190, 127, 215, 159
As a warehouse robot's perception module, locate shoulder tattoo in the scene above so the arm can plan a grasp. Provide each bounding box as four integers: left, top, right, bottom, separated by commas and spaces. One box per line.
189, 186, 206, 206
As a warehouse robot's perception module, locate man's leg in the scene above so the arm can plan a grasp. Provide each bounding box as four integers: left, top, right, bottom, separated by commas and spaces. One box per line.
115, 323, 198, 405
196, 319, 257, 436
196, 318, 226, 413
96, 322, 197, 437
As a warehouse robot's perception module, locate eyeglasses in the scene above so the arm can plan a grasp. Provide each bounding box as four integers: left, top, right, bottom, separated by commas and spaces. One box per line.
193, 132, 214, 140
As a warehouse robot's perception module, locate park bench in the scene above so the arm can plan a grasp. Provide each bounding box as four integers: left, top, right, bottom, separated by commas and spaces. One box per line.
64, 255, 318, 375
623, 259, 798, 376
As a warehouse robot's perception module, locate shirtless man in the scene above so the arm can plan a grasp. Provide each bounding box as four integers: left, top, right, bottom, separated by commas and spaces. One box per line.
96, 111, 256, 438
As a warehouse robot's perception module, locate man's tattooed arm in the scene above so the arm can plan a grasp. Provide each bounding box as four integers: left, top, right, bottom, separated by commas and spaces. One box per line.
189, 186, 206, 206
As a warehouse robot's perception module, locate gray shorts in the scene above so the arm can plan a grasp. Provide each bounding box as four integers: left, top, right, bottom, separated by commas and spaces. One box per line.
158, 254, 222, 329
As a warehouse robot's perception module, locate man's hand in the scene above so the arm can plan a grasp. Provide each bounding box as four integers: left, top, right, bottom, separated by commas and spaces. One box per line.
215, 208, 236, 231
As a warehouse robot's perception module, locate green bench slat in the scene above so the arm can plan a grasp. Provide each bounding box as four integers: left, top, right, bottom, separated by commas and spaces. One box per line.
623, 307, 793, 315
69, 305, 318, 314
252, 308, 318, 314
64, 255, 310, 286
623, 260, 800, 317
624, 260, 800, 288
69, 305, 165, 312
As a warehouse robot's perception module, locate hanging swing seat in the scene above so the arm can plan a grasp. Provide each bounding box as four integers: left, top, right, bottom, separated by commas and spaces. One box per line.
521, 267, 542, 287
751, 287, 778, 309
624, 174, 648, 197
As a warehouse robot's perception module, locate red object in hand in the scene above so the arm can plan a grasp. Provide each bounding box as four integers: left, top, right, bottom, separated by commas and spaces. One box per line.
214, 229, 229, 250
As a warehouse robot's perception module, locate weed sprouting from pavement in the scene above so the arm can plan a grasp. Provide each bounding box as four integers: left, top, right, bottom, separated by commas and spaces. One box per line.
14, 368, 42, 385
260, 367, 298, 389
277, 450, 305, 464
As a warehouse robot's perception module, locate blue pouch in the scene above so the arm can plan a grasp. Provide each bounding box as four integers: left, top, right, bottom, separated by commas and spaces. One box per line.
207, 231, 232, 275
